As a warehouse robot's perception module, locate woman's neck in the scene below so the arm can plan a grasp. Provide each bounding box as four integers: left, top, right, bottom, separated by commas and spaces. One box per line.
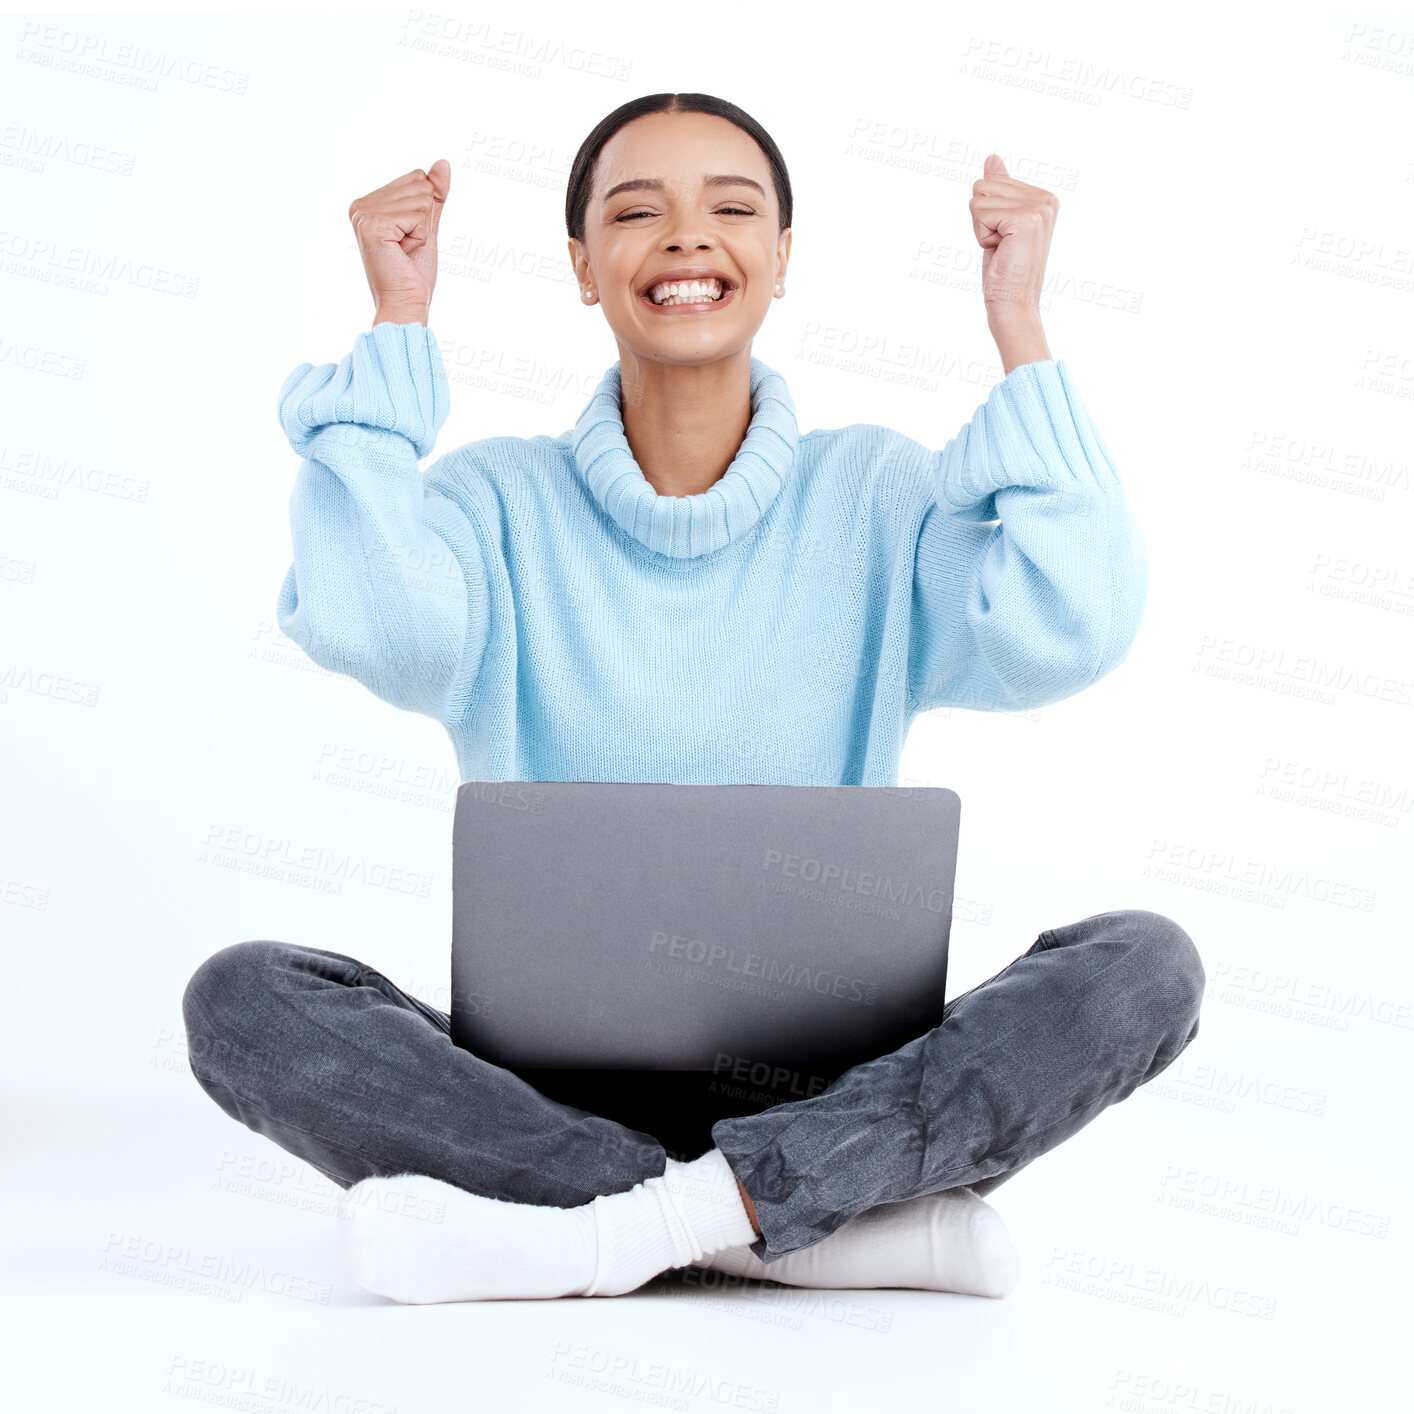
617, 349, 753, 498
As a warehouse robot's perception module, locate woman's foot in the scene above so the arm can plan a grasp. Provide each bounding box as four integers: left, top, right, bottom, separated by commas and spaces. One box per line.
336, 1148, 758, 1302
697, 1186, 1022, 1297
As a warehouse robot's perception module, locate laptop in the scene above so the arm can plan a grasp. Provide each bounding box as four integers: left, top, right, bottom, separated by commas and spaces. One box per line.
449, 782, 961, 1091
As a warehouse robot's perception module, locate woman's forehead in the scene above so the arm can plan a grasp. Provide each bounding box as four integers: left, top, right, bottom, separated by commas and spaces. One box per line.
595, 113, 766, 187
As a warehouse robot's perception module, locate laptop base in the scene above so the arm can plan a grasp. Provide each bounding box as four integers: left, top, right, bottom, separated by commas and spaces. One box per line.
511, 1064, 851, 1164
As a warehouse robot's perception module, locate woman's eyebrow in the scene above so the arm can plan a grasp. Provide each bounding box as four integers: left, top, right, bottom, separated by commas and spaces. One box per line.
601, 174, 766, 202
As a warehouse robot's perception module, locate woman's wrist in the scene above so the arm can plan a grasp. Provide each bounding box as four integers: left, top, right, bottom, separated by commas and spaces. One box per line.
373, 304, 430, 328
988, 309, 1051, 374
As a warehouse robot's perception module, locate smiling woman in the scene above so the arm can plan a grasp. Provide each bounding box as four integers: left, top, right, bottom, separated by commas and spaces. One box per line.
182, 90, 1204, 1312
563, 97, 795, 499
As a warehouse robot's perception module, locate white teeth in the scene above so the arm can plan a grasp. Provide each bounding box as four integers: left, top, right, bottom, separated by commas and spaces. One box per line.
648, 278, 725, 305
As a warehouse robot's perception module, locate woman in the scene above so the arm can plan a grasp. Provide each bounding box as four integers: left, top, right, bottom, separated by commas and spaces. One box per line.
182, 93, 1204, 1304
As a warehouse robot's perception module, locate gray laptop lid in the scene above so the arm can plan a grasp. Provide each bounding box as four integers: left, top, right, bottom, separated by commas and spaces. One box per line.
450, 781, 960, 1072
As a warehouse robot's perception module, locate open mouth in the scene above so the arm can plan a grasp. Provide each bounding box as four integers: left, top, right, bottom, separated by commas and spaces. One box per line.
647, 278, 727, 306
636, 270, 740, 310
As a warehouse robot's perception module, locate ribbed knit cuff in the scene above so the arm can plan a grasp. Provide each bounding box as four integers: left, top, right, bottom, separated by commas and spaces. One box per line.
583, 1149, 757, 1294
663, 1149, 760, 1256
277, 320, 450, 460
586, 1188, 694, 1296
932, 357, 1121, 513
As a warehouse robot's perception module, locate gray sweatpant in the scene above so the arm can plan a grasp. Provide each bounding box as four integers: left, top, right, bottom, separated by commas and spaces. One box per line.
180, 908, 1204, 1265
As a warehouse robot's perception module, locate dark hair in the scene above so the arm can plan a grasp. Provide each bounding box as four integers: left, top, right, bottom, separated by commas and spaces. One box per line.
565, 92, 792, 244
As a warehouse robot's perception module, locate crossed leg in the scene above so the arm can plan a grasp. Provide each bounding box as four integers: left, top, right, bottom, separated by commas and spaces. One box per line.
181, 907, 1203, 1289
711, 908, 1205, 1264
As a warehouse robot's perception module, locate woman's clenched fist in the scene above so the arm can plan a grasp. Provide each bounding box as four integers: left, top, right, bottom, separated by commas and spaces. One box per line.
350, 159, 450, 326
970, 153, 1056, 324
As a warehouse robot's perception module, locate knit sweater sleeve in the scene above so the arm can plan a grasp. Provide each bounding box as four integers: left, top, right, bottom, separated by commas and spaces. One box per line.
274, 320, 489, 721
904, 358, 1148, 714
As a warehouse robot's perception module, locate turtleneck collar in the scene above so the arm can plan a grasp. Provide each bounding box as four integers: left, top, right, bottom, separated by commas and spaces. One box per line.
570, 356, 799, 559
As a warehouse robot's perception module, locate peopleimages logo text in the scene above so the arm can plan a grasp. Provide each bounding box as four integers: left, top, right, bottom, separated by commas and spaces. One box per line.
647, 932, 879, 1005
760, 848, 950, 913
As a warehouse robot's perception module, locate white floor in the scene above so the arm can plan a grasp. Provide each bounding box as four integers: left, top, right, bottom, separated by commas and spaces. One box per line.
6, 1060, 1401, 1414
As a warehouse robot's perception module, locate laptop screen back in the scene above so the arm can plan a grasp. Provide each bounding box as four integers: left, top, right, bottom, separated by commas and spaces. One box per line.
450, 781, 960, 1072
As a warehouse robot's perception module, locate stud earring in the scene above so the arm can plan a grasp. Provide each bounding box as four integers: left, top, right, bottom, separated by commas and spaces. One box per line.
582, 289, 595, 303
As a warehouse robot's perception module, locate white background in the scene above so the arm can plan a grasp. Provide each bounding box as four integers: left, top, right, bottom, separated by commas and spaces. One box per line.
3, 3, 1410, 1410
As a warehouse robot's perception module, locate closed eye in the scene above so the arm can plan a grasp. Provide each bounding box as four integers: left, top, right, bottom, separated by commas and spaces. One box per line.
616, 206, 756, 222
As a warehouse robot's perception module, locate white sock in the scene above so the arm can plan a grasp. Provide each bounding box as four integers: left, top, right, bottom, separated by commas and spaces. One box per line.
699, 1186, 1022, 1298
336, 1148, 757, 1303
584, 1147, 759, 1296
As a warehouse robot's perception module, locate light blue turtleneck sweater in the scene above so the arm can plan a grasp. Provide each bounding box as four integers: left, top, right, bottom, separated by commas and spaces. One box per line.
276, 320, 1147, 787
